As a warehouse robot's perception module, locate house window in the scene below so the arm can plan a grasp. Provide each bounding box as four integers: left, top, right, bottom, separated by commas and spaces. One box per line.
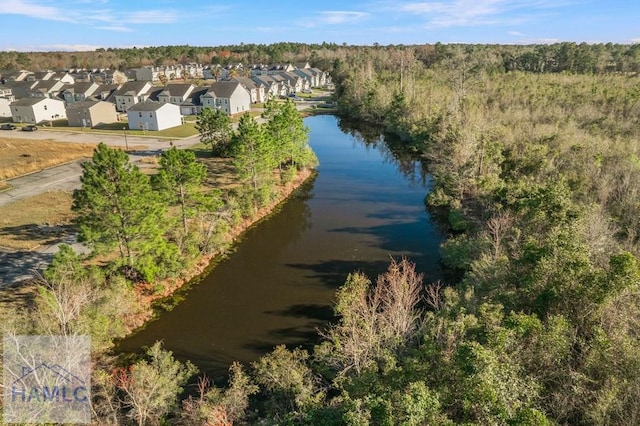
149, 113, 153, 118
139, 112, 142, 117
44, 105, 48, 110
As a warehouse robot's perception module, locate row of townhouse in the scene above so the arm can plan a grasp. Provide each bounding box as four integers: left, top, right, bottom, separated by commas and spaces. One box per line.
0, 63, 330, 130
0, 80, 253, 130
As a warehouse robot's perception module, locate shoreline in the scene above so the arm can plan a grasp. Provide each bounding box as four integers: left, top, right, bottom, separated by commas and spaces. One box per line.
120, 167, 316, 335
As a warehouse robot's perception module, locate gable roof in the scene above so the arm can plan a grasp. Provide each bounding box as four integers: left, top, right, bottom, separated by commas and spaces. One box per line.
11, 97, 53, 106
207, 81, 243, 98
113, 81, 151, 97
128, 100, 176, 112
231, 77, 258, 90
181, 87, 208, 106
65, 99, 109, 110
158, 83, 194, 98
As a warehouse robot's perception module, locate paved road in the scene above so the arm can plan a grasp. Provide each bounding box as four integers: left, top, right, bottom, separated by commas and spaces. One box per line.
0, 130, 202, 207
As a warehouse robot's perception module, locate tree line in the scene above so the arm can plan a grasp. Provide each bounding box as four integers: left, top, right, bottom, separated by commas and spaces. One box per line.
2, 41, 639, 76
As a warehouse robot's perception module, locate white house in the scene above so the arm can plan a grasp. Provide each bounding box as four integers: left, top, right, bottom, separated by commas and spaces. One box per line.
200, 81, 251, 116
0, 98, 12, 118
10, 98, 66, 124
126, 101, 181, 131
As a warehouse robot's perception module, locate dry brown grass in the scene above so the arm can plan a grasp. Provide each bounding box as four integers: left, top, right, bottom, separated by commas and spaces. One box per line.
0, 137, 96, 181
0, 191, 75, 250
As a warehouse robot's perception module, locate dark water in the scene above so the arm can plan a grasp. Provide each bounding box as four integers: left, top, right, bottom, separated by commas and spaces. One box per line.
118, 115, 443, 378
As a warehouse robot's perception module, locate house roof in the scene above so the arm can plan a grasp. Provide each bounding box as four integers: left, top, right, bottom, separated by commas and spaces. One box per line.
208, 81, 242, 98
11, 97, 50, 106
65, 99, 108, 110
61, 82, 97, 95
1, 81, 35, 98
113, 81, 151, 97
182, 87, 208, 106
158, 84, 194, 98
231, 77, 257, 90
127, 100, 175, 112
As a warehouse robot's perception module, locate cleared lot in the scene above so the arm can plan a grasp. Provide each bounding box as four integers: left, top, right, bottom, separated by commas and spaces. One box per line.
0, 137, 95, 183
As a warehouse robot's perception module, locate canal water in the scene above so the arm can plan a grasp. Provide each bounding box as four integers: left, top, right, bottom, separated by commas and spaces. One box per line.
118, 115, 443, 378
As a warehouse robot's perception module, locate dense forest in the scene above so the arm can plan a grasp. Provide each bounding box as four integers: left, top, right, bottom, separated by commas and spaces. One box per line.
3, 41, 640, 424
1, 41, 640, 76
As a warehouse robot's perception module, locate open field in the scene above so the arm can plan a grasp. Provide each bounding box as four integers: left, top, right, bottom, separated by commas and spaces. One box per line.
0, 191, 75, 251
0, 137, 95, 181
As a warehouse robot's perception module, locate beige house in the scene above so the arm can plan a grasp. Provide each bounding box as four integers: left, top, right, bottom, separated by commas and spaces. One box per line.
66, 100, 118, 128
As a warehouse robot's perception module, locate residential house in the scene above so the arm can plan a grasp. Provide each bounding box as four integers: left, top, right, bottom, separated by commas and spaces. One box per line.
310, 68, 330, 86
157, 84, 195, 105
95, 84, 121, 102
94, 69, 128, 85
0, 70, 32, 82
1, 81, 37, 99
30, 79, 66, 98
232, 77, 265, 103
112, 81, 154, 112
251, 75, 283, 99
60, 82, 100, 104
10, 97, 66, 123
50, 71, 75, 84
134, 66, 161, 82
66, 99, 118, 128
200, 81, 251, 116
0, 98, 11, 118
0, 87, 15, 102
179, 87, 208, 115
294, 68, 318, 87
126, 101, 182, 131
269, 74, 294, 96
280, 72, 308, 93
27, 71, 55, 81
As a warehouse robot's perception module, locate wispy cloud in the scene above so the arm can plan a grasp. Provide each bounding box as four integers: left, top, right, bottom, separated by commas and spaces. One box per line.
317, 11, 370, 25
126, 10, 179, 24
395, 0, 579, 28
0, 0, 71, 22
508, 30, 524, 36
94, 26, 133, 32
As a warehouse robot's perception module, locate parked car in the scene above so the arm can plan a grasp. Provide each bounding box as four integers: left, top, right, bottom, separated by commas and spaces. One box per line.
22, 125, 38, 132
0, 123, 17, 130
302, 89, 312, 94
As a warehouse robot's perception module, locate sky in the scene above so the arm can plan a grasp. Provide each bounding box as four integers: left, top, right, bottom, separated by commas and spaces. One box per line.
0, 0, 638, 51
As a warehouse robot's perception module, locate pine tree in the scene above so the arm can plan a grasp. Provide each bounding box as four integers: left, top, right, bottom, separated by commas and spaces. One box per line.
72, 143, 178, 281
195, 107, 233, 156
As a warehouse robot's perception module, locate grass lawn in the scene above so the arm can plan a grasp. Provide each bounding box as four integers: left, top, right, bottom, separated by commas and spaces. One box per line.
0, 137, 95, 181
0, 191, 75, 250
44, 120, 199, 139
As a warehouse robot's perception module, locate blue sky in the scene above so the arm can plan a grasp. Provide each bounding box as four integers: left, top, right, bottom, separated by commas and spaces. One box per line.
0, 0, 638, 51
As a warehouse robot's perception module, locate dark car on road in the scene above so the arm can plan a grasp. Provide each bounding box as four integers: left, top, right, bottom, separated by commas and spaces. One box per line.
22, 125, 38, 131
0, 123, 16, 130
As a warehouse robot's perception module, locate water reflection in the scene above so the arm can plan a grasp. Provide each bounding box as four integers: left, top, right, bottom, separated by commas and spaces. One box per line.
337, 117, 429, 187
118, 115, 442, 380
